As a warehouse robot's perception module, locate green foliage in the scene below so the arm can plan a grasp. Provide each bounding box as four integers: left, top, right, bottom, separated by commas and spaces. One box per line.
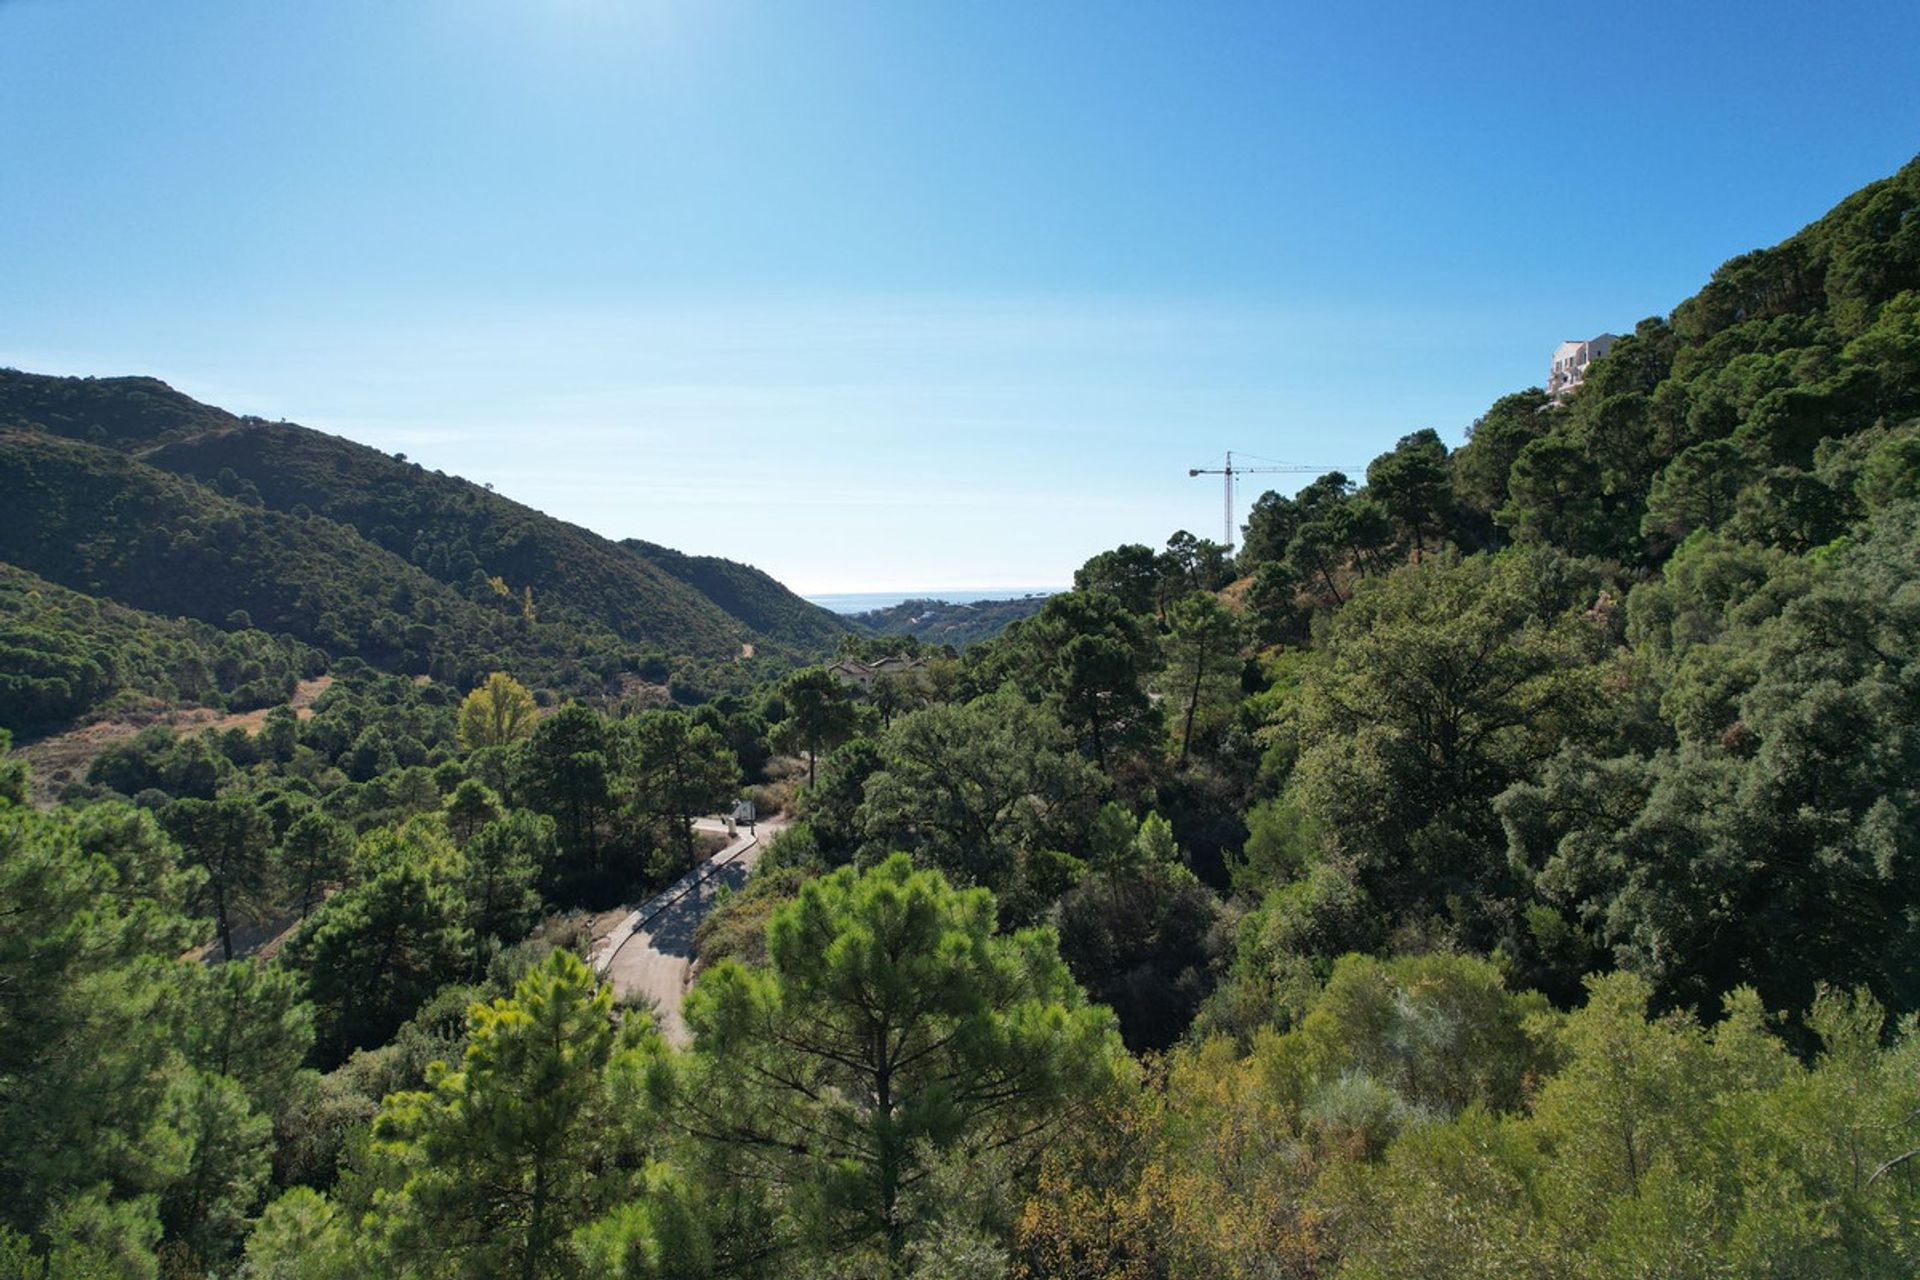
162, 795, 273, 960
0, 804, 195, 1264
0, 369, 857, 726
849, 593, 1050, 648
239, 1188, 354, 1280
442, 778, 505, 845
158, 1068, 274, 1263
171, 959, 315, 1120
1640, 437, 1753, 550
1497, 437, 1610, 552
1232, 795, 1323, 894
1271, 953, 1551, 1121
622, 535, 854, 652
983, 590, 1164, 774
5, 147, 1920, 1280
0, 562, 316, 729
520, 703, 624, 897
6, 364, 843, 655
1452, 389, 1555, 531
458, 810, 552, 959
793, 736, 886, 864
857, 688, 1102, 911
770, 666, 857, 787
1244, 560, 1311, 646
287, 856, 472, 1064
1056, 631, 1160, 771
1073, 543, 1160, 614
361, 950, 686, 1279
681, 854, 1127, 1276
0, 727, 26, 806
693, 865, 811, 970
0, 426, 581, 687
0, 800, 310, 1276
1158, 593, 1244, 767
627, 711, 739, 873
1366, 428, 1453, 554
1056, 812, 1221, 1050
1503, 501, 1920, 1016
1284, 550, 1607, 947
1155, 530, 1234, 610
1330, 974, 1920, 1278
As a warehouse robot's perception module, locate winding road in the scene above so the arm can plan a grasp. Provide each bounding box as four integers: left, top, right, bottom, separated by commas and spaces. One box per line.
592, 816, 786, 1046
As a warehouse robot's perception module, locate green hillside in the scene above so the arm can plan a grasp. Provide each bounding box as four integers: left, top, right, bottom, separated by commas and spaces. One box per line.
1449, 154, 1920, 562
0, 561, 321, 729
0, 369, 852, 658
0, 370, 855, 723
0, 371, 236, 446
620, 538, 851, 651
0, 427, 646, 692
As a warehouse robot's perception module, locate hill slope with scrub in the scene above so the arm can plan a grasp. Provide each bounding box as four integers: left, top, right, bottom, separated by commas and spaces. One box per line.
0, 370, 853, 727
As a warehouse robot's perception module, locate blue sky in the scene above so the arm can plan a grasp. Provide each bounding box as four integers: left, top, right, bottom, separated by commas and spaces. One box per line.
4, 1, 1917, 592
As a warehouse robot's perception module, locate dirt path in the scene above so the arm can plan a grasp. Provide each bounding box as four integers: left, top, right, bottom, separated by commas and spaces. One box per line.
594, 816, 787, 1046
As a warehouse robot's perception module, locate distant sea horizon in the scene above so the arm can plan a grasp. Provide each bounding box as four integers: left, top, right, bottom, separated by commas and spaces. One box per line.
805, 587, 1065, 615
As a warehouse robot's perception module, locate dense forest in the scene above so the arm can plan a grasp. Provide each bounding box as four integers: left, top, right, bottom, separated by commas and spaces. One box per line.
1, 155, 1917, 1278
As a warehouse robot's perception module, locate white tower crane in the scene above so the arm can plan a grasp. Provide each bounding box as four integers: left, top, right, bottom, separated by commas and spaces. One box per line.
1187, 451, 1344, 551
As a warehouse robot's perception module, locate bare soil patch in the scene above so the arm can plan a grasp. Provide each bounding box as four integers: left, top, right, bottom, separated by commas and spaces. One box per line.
21, 675, 334, 802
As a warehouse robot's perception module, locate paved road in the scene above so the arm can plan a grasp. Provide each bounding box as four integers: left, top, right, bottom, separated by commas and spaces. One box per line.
595, 816, 785, 1046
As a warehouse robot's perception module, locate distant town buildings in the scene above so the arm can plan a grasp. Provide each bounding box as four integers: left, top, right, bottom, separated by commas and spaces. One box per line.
1548, 333, 1620, 400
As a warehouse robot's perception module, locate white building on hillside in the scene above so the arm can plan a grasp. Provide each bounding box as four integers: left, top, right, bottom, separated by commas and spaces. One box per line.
1548, 333, 1620, 400
825, 655, 929, 691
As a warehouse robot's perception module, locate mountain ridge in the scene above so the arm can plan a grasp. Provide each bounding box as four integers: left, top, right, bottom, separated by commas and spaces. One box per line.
0, 369, 853, 723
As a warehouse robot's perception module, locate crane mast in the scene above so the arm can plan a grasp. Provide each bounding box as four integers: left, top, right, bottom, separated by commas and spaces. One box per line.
1222, 451, 1235, 556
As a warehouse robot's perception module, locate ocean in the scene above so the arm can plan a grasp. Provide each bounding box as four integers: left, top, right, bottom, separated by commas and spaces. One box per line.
805, 587, 1064, 615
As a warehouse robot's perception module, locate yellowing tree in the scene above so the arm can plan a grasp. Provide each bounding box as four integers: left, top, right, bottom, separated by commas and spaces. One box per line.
457, 672, 537, 753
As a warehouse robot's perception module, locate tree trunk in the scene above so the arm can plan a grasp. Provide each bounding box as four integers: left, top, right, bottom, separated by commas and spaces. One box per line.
524, 1155, 549, 1280
213, 876, 234, 961
875, 1029, 904, 1279
1179, 645, 1206, 767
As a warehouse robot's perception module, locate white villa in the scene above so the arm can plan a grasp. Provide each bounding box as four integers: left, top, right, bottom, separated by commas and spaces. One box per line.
1548, 333, 1620, 400
825, 654, 929, 691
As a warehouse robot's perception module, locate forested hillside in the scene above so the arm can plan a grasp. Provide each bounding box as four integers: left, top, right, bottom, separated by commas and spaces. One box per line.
0, 371, 852, 728
620, 538, 851, 651
0, 368, 850, 656
1, 157, 1917, 1278
0, 425, 663, 709
0, 562, 321, 728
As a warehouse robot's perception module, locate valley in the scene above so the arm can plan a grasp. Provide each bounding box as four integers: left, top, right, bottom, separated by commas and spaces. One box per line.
3, 7, 1918, 1274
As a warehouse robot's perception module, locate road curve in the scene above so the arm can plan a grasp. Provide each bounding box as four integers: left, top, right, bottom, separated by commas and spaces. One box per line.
594, 817, 784, 1046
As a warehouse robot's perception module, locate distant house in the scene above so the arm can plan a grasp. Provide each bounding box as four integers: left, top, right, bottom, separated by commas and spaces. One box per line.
1548, 333, 1620, 400
826, 655, 929, 691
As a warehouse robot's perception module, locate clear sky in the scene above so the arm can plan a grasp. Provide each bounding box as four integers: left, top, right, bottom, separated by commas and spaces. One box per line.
4, 1, 1917, 593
